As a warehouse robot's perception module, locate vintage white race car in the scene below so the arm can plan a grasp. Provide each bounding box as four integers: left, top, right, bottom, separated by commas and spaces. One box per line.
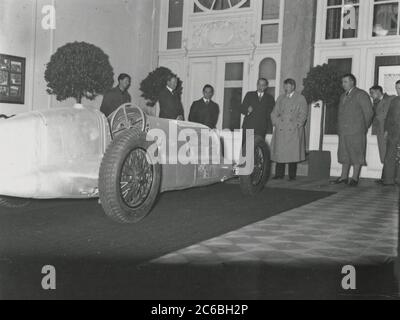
0, 104, 270, 223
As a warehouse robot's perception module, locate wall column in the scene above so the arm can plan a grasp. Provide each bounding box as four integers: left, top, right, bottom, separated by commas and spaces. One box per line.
280, 0, 317, 92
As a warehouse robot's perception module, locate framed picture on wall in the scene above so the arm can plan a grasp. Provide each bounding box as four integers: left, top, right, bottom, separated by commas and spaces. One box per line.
0, 54, 26, 104
379, 65, 400, 96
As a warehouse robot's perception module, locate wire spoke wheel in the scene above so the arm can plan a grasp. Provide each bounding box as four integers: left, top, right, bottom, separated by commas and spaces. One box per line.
120, 149, 154, 209
99, 129, 161, 224
240, 136, 271, 196
251, 146, 265, 186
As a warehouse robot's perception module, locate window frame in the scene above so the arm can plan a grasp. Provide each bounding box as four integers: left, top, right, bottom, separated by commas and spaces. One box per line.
192, 0, 253, 14
162, 0, 186, 51
317, 0, 400, 43
257, 0, 285, 46
369, 0, 400, 39
324, 0, 361, 41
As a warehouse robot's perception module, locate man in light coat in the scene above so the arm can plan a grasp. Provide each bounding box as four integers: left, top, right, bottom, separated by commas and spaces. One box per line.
369, 85, 395, 184
332, 74, 374, 187
271, 79, 308, 181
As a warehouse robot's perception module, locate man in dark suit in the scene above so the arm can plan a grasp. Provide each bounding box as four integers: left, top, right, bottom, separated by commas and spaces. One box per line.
241, 78, 276, 138
332, 74, 374, 187
189, 85, 220, 129
100, 74, 132, 117
158, 74, 185, 120
383, 80, 400, 185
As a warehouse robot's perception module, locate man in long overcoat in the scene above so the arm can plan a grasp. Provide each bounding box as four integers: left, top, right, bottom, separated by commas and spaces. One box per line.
369, 85, 395, 183
271, 79, 308, 181
383, 80, 400, 185
333, 74, 374, 187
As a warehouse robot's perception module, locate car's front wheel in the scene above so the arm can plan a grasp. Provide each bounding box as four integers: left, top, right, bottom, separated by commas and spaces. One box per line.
0, 196, 31, 209
99, 128, 161, 224
240, 135, 271, 195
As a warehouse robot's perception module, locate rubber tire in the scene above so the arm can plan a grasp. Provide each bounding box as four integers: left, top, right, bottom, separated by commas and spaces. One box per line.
0, 196, 31, 209
99, 128, 161, 224
240, 135, 271, 196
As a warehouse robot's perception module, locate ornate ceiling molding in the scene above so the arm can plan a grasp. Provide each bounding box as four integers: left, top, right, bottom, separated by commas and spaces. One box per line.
189, 17, 252, 50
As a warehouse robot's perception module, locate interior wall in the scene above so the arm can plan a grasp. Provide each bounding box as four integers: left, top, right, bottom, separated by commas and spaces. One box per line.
0, 0, 36, 115
0, 0, 160, 115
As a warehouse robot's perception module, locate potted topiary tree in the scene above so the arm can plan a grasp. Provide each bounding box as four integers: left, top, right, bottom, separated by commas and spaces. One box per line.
140, 67, 183, 116
302, 64, 344, 180
45, 41, 114, 107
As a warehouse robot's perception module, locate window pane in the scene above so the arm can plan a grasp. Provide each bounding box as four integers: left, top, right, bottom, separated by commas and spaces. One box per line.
167, 31, 182, 49
225, 63, 244, 81
194, 0, 250, 12
197, 0, 230, 10
259, 58, 277, 81
262, 0, 280, 20
326, 8, 342, 39
326, 1, 359, 39
328, 58, 352, 77
327, 0, 342, 6
240, 0, 251, 8
260, 24, 279, 43
373, 3, 399, 37
343, 5, 359, 38
168, 0, 184, 28
223, 88, 243, 130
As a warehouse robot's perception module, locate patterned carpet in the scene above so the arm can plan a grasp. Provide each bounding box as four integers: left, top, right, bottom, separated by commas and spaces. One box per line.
150, 178, 398, 267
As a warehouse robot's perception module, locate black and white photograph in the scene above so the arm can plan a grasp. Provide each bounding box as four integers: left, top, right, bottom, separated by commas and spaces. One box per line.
0, 57, 10, 71
0, 54, 25, 104
1, 0, 400, 306
9, 86, 21, 97
0, 86, 9, 98
0, 71, 8, 86
10, 61, 22, 73
10, 73, 21, 86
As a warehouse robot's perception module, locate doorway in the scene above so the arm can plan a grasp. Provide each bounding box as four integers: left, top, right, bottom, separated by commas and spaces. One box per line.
187, 56, 249, 130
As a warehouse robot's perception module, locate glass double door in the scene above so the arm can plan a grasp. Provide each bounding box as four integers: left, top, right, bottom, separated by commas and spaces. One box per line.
187, 56, 249, 130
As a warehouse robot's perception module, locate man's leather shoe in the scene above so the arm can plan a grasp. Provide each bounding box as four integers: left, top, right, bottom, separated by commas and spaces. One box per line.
348, 179, 359, 187
273, 176, 284, 180
330, 178, 348, 185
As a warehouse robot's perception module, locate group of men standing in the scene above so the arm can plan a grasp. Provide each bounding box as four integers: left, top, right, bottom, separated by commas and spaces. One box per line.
100, 72, 400, 186
240, 78, 308, 181
370, 81, 400, 186
154, 76, 308, 181
100, 73, 309, 181
330, 75, 400, 187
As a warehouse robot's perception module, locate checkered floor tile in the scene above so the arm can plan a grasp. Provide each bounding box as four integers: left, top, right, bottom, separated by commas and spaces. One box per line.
150, 178, 398, 267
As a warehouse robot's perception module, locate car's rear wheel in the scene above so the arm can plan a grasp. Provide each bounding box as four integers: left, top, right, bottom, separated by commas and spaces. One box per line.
99, 128, 161, 224
240, 135, 271, 195
0, 196, 31, 209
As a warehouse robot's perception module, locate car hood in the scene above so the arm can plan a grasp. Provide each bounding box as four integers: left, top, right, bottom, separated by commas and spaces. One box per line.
0, 107, 111, 198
